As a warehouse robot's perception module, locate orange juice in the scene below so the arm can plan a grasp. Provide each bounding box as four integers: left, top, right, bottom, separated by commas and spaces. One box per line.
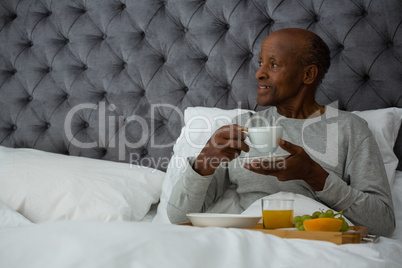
262, 209, 294, 229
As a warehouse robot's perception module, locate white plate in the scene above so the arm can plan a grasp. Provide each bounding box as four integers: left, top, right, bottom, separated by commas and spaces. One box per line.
239, 153, 290, 164
186, 213, 261, 228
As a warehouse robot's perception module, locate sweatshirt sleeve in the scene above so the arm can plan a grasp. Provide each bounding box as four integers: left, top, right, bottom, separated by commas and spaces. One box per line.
167, 158, 231, 223
315, 134, 395, 237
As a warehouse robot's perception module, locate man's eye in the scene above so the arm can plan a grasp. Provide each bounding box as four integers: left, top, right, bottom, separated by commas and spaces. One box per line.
258, 61, 263, 67
271, 63, 277, 68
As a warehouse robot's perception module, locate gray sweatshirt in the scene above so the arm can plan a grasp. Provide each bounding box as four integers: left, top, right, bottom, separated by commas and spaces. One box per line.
167, 106, 395, 237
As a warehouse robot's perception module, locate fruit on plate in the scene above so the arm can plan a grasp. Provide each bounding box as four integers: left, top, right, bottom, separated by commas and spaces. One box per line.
293, 209, 349, 232
303, 218, 343, 232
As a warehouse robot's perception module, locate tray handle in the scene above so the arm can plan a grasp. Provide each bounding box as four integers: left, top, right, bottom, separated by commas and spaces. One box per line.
362, 234, 380, 243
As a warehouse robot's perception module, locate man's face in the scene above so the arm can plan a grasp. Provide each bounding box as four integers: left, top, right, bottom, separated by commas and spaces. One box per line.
255, 32, 306, 107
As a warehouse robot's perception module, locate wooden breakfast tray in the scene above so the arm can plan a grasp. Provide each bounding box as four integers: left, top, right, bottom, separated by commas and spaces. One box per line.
178, 222, 370, 245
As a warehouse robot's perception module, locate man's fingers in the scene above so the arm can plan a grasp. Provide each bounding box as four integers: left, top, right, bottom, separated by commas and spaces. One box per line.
243, 157, 286, 174
241, 141, 250, 152
243, 163, 266, 174
278, 138, 301, 155
215, 125, 248, 140
217, 139, 249, 152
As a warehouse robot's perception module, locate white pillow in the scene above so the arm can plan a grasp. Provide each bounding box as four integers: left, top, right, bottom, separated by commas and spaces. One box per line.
153, 107, 402, 224
352, 108, 402, 185
0, 146, 165, 222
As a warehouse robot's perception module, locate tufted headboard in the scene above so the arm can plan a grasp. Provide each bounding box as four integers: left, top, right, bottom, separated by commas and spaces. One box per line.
1, 0, 401, 171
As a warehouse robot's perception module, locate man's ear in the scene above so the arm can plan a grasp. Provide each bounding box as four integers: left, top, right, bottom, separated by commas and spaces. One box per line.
303, 65, 318, 85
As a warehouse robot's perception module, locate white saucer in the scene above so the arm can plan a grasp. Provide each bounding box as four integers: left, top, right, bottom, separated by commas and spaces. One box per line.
186, 213, 261, 228
239, 153, 290, 164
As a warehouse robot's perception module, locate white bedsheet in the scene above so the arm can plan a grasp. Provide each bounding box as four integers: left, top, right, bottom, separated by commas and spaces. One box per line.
1, 221, 402, 268
1, 172, 402, 268
0, 200, 32, 228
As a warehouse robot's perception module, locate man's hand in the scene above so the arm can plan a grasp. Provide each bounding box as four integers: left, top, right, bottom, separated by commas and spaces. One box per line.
244, 139, 328, 191
193, 124, 250, 176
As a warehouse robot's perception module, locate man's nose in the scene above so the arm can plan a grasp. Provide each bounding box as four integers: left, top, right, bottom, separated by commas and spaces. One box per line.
255, 66, 268, 80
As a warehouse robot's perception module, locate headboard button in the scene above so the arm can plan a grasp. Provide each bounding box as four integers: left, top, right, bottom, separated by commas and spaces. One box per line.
101, 148, 107, 156
141, 149, 148, 156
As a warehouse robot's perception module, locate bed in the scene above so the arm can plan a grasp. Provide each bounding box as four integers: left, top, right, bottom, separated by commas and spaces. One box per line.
1, 0, 402, 267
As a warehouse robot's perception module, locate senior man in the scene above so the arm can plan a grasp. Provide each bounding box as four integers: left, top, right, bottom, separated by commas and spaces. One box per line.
167, 28, 395, 237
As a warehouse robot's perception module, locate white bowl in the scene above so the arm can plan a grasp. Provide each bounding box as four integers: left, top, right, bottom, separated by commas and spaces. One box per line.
186, 213, 261, 228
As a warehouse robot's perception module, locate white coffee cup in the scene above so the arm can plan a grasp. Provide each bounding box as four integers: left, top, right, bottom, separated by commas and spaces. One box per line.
246, 126, 283, 153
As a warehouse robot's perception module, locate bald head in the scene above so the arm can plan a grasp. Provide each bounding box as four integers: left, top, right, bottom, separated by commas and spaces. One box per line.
264, 28, 331, 85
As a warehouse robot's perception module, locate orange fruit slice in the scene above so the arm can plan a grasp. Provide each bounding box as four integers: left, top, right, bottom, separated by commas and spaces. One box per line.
303, 218, 343, 232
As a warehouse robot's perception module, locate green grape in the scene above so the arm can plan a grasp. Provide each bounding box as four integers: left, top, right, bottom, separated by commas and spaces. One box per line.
295, 221, 303, 229
293, 216, 301, 224
325, 209, 334, 216
318, 213, 328, 218
312, 211, 321, 219
297, 225, 305, 231
339, 217, 349, 232
325, 210, 335, 218
301, 215, 313, 222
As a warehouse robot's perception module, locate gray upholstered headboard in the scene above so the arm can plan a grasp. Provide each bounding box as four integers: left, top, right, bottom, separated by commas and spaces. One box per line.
1, 0, 401, 171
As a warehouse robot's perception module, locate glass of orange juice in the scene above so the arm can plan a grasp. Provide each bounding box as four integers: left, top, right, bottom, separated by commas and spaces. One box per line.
261, 198, 294, 229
